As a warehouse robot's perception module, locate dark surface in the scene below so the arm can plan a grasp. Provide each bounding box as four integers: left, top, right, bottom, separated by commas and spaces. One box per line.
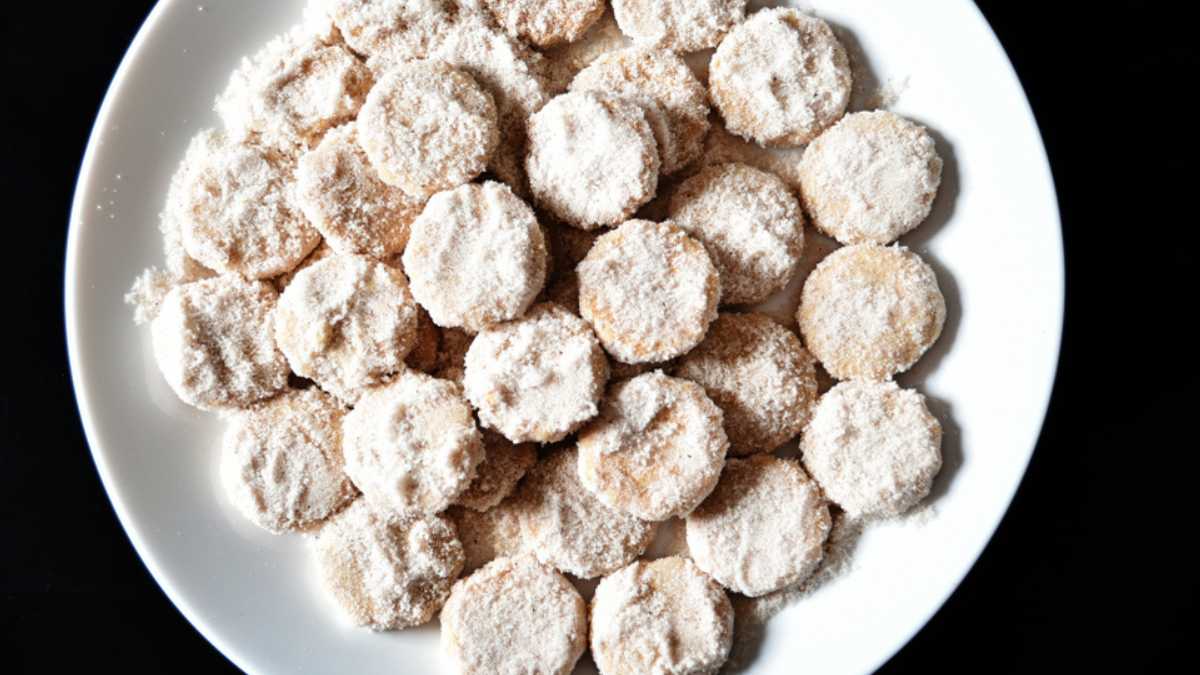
0, 1, 1194, 672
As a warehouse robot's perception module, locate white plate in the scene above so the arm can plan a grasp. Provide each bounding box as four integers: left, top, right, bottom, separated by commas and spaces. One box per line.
66, 1, 1063, 673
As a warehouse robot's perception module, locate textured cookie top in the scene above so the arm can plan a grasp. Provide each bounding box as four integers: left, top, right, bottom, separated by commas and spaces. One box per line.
577, 371, 728, 521
452, 430, 537, 512
446, 499, 527, 574
686, 455, 831, 597
801, 380, 943, 518
799, 111, 943, 245
669, 162, 805, 304
709, 8, 851, 146
482, 0, 606, 48
401, 181, 548, 333
577, 219, 720, 363
797, 244, 945, 381
611, 0, 747, 52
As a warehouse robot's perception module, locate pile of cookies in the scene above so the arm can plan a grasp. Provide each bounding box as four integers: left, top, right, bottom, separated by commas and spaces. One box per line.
127, 1, 949, 673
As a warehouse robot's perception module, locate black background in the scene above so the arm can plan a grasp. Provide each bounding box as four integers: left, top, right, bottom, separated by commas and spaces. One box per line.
1, 2, 1196, 672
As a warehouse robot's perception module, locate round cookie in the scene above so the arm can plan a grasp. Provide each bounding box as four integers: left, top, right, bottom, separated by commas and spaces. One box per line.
544, 8, 629, 92
527, 91, 660, 229
151, 275, 289, 411
274, 254, 419, 403
464, 303, 609, 444
172, 130, 320, 279
312, 499, 464, 630
446, 500, 527, 574
686, 455, 831, 597
577, 219, 720, 364
512, 447, 656, 579
441, 555, 588, 675
296, 124, 423, 259
343, 370, 484, 517
611, 0, 746, 52
215, 29, 372, 150
710, 9, 851, 147
357, 60, 498, 197
401, 181, 548, 333
571, 47, 710, 175
797, 244, 946, 381
801, 381, 943, 518
674, 313, 818, 456
577, 371, 728, 521
321, 0, 459, 64
453, 431, 538, 512
220, 389, 356, 534
482, 0, 606, 48
669, 163, 806, 304
590, 556, 733, 675
798, 111, 944, 245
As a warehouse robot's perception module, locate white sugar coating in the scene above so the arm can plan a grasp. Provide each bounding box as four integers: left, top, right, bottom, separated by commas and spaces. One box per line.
577, 219, 720, 364
673, 313, 817, 456
356, 60, 498, 198
611, 0, 746, 53
513, 447, 657, 579
434, 327, 474, 384
151, 276, 289, 411
312, 499, 464, 630
685, 455, 831, 597
544, 8, 629, 92
219, 389, 356, 534
464, 303, 609, 443
319, 0, 459, 61
275, 240, 335, 292
797, 244, 945, 381
215, 28, 372, 151
527, 91, 660, 229
590, 556, 733, 675
172, 130, 321, 279
446, 499, 526, 573
798, 111, 943, 245
274, 254, 419, 403
453, 430, 537, 512
481, 0, 605, 48
668, 163, 805, 305
401, 181, 548, 333
697, 123, 807, 193
296, 124, 423, 259
405, 305, 442, 373
571, 47, 710, 175
577, 371, 727, 521
801, 381, 942, 518
343, 370, 484, 516
125, 268, 176, 326
710, 9, 851, 147
441, 555, 588, 675
160, 186, 217, 283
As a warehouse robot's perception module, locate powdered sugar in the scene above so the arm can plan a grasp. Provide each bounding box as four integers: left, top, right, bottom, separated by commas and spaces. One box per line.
612, 0, 746, 53
452, 430, 536, 512
481, 0, 605, 48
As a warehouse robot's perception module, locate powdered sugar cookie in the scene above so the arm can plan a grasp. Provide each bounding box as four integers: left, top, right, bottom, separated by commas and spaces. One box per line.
446, 499, 526, 573
674, 313, 817, 456
343, 370, 484, 516
797, 244, 945, 381
801, 380, 942, 518
482, 0, 605, 48
296, 124, 423, 259
357, 60, 498, 197
453, 431, 537, 512
698, 123, 806, 193
798, 111, 944, 245
441, 555, 588, 675
401, 181, 548, 332
669, 163, 805, 304
220, 389, 356, 534
611, 0, 746, 53
151, 275, 289, 411
577, 219, 720, 363
274, 254, 418, 403
686, 455, 831, 597
464, 303, 609, 444
173, 130, 320, 279
590, 556, 733, 675
527, 92, 660, 229
320, 0, 458, 62
545, 8, 629, 92
513, 447, 656, 578
312, 499, 464, 630
577, 371, 727, 521
215, 29, 372, 150
274, 241, 333, 292
710, 9, 851, 147
571, 47, 709, 175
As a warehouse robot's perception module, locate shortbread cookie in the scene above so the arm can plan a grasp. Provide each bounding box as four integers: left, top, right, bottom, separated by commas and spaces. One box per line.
482, 0, 606, 48
611, 0, 746, 52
